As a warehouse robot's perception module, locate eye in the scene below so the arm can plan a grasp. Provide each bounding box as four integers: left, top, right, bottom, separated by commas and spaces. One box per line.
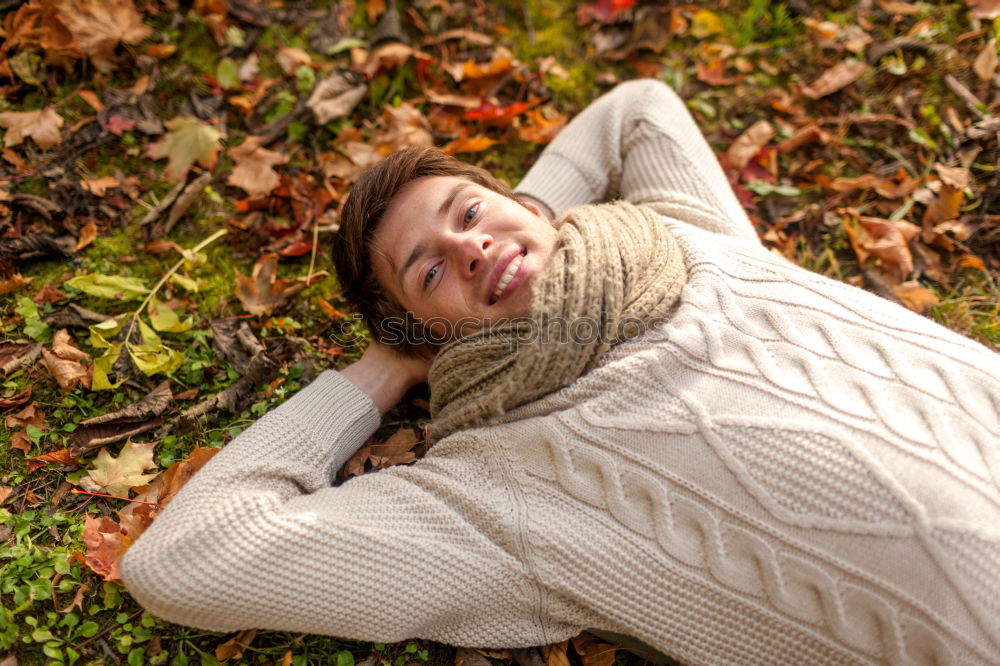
423, 263, 439, 289
463, 203, 479, 228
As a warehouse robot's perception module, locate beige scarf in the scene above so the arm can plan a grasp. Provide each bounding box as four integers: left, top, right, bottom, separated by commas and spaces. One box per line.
427, 201, 687, 442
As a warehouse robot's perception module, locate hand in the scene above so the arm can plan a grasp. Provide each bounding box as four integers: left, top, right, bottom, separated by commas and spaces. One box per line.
341, 341, 432, 414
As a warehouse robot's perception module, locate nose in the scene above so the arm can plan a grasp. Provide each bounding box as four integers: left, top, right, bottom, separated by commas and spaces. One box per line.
451, 233, 492, 277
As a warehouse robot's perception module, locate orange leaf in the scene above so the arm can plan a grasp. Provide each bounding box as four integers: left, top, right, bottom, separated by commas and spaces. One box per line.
0, 272, 30, 295
72, 220, 98, 252
26, 448, 80, 473
442, 132, 498, 155
82, 514, 134, 583
518, 107, 567, 144
892, 281, 939, 313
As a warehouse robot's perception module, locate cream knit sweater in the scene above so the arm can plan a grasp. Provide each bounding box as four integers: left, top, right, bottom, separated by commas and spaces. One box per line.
122, 81, 1000, 665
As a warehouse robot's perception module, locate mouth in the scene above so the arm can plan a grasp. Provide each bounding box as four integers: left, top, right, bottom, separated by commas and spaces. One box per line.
488, 247, 528, 305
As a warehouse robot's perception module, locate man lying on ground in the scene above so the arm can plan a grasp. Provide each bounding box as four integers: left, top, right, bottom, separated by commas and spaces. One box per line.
123, 80, 1000, 666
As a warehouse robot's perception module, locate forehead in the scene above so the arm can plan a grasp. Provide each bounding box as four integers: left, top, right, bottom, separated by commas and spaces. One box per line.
372, 175, 469, 261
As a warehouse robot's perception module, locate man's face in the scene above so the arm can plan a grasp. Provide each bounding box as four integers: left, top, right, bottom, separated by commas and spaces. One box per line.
371, 175, 558, 342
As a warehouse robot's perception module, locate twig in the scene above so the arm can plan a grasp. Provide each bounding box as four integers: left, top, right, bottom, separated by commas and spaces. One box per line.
70, 489, 160, 506
944, 74, 989, 119
73, 610, 143, 653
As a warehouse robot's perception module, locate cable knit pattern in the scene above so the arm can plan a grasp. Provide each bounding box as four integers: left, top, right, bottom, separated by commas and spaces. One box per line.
122, 80, 1000, 665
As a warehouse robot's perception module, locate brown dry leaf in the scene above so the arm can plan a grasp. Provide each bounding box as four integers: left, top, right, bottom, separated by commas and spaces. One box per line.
802, 60, 867, 99
541, 641, 571, 666
227, 136, 288, 199
6, 401, 44, 429
424, 87, 482, 109
923, 185, 965, 226
136, 446, 219, 508
79, 439, 159, 498
0, 340, 41, 377
59, 583, 90, 614
454, 648, 492, 666
68, 380, 172, 456
893, 281, 940, 313
215, 629, 258, 662
968, 0, 1000, 19
26, 448, 80, 473
71, 220, 98, 253
570, 633, 618, 666
41, 330, 90, 392
52, 328, 89, 361
0, 107, 64, 149
373, 102, 434, 153
0, 486, 12, 506
57, 0, 152, 72
275, 47, 312, 75
726, 120, 775, 170
778, 123, 830, 152
80, 176, 119, 196
306, 70, 367, 124
360, 42, 431, 78
234, 253, 326, 317
974, 38, 998, 82
0, 387, 32, 409
934, 164, 970, 189
0, 273, 29, 295
877, 0, 920, 14
846, 216, 919, 279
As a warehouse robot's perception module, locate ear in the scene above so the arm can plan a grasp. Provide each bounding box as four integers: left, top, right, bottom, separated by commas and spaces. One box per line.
517, 194, 554, 222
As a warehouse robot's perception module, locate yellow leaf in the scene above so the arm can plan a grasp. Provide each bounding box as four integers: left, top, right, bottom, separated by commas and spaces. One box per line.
92, 344, 123, 391
690, 10, 725, 38
148, 296, 193, 333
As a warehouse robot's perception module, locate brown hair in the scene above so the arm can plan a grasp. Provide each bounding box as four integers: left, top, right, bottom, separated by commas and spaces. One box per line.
334, 146, 520, 353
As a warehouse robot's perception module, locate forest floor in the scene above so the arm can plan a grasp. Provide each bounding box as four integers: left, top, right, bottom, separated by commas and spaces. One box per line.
1, 0, 999, 664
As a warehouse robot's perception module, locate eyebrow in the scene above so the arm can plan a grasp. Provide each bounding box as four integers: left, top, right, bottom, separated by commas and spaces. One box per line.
395, 182, 473, 296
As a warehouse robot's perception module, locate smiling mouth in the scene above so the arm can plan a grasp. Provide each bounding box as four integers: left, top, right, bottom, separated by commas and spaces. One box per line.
489, 248, 527, 304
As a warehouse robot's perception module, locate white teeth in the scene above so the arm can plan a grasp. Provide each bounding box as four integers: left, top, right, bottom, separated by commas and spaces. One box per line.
492, 254, 523, 301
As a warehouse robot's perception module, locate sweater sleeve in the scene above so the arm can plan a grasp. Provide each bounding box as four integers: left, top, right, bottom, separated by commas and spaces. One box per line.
121, 371, 549, 646
515, 79, 759, 244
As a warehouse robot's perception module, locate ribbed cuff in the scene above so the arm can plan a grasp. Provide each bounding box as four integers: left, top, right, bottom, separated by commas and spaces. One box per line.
273, 370, 381, 460
515, 151, 599, 219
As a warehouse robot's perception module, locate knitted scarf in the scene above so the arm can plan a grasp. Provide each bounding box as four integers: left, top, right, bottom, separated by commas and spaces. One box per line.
427, 201, 687, 442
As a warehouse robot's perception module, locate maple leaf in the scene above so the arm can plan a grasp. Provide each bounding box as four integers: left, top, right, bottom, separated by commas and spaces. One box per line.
0, 107, 64, 149
145, 116, 224, 182
57, 0, 152, 72
82, 513, 138, 583
234, 253, 327, 316
227, 136, 288, 199
79, 439, 159, 498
